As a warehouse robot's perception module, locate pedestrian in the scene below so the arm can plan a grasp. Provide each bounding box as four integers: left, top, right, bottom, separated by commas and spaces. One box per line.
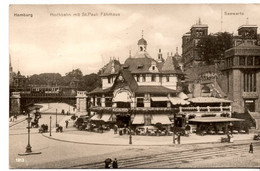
14, 114, 17, 121
112, 158, 118, 168
249, 143, 253, 153
114, 124, 118, 134
65, 120, 69, 128
104, 158, 112, 169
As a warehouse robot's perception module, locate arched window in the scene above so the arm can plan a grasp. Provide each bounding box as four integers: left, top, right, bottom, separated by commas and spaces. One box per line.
201, 85, 210, 93
140, 46, 143, 51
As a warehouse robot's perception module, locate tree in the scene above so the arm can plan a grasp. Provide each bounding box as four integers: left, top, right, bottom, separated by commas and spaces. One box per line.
63, 69, 83, 86
81, 73, 101, 91
28, 73, 64, 86
197, 32, 233, 64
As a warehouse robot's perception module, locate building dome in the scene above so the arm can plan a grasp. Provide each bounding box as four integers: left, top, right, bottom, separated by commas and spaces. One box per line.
137, 38, 147, 45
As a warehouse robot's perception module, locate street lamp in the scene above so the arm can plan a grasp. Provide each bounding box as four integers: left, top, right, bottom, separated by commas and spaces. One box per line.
56, 109, 57, 127
129, 111, 132, 145
18, 112, 41, 156
25, 112, 32, 153
50, 116, 52, 136
172, 109, 176, 144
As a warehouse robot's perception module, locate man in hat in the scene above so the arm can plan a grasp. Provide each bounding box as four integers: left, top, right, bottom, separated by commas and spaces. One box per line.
112, 158, 118, 168
249, 143, 253, 153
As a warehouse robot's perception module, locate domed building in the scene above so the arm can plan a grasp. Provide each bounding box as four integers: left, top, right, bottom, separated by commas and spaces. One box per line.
88, 36, 188, 130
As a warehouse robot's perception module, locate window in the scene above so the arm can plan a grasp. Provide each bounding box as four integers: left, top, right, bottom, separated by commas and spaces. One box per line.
152, 66, 155, 70
142, 75, 146, 82
136, 75, 140, 82
151, 74, 156, 82
137, 98, 144, 107
97, 98, 101, 106
166, 75, 170, 82
105, 98, 112, 107
239, 56, 245, 65
108, 77, 111, 83
247, 56, 253, 66
244, 72, 257, 92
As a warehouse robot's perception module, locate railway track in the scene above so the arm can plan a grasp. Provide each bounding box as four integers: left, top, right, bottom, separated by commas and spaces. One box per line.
68, 142, 260, 169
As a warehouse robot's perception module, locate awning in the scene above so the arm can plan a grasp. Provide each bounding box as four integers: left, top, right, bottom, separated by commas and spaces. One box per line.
178, 92, 189, 100
189, 97, 232, 103
151, 97, 169, 101
151, 114, 172, 125
169, 97, 190, 105
101, 114, 112, 122
132, 114, 144, 124
90, 114, 101, 120
189, 117, 244, 123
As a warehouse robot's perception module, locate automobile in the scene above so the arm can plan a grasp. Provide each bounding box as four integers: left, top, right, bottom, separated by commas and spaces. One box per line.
253, 134, 260, 140
217, 130, 224, 135
238, 130, 246, 134
232, 130, 238, 134
74, 115, 90, 128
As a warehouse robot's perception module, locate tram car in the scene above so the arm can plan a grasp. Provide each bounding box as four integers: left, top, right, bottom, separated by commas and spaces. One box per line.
20, 86, 63, 95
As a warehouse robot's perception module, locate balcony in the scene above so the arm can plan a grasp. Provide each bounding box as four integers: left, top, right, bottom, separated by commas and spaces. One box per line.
179, 106, 232, 113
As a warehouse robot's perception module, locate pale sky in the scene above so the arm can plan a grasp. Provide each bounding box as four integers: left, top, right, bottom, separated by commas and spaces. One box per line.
9, 4, 260, 76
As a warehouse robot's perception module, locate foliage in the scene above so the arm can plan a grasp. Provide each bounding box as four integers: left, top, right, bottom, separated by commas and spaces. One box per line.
63, 68, 83, 86
197, 32, 233, 64
28, 73, 64, 86
81, 73, 102, 91
27, 68, 101, 92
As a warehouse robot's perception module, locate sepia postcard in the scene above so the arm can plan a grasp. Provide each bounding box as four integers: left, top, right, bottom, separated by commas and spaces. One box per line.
9, 4, 260, 169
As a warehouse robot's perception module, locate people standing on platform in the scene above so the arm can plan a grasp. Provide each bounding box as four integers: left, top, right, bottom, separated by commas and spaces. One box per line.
112, 158, 118, 168
114, 124, 118, 134
177, 133, 181, 144
65, 120, 69, 128
249, 143, 254, 153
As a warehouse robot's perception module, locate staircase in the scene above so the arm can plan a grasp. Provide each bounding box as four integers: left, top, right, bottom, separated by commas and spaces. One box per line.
248, 111, 260, 130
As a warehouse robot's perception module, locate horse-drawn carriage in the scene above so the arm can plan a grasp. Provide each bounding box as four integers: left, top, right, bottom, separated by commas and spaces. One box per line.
39, 124, 48, 133
56, 124, 63, 132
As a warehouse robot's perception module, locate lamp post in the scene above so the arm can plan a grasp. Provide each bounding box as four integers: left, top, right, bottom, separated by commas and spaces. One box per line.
129, 111, 132, 145
18, 112, 41, 156
50, 116, 52, 136
25, 112, 32, 153
56, 109, 57, 127
172, 109, 176, 144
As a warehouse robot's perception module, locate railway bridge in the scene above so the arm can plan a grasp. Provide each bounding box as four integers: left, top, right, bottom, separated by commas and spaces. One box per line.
9, 87, 88, 116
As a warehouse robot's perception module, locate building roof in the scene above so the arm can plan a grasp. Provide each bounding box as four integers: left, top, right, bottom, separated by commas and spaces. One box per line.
89, 87, 111, 94
136, 86, 179, 94
100, 59, 121, 76
161, 55, 182, 74
137, 38, 147, 45
115, 69, 139, 92
225, 42, 260, 57
238, 24, 258, 30
191, 24, 208, 28
124, 57, 161, 74
184, 65, 216, 82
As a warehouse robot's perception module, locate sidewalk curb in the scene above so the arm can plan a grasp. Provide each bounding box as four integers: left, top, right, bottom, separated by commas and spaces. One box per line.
41, 132, 254, 147
9, 119, 26, 128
